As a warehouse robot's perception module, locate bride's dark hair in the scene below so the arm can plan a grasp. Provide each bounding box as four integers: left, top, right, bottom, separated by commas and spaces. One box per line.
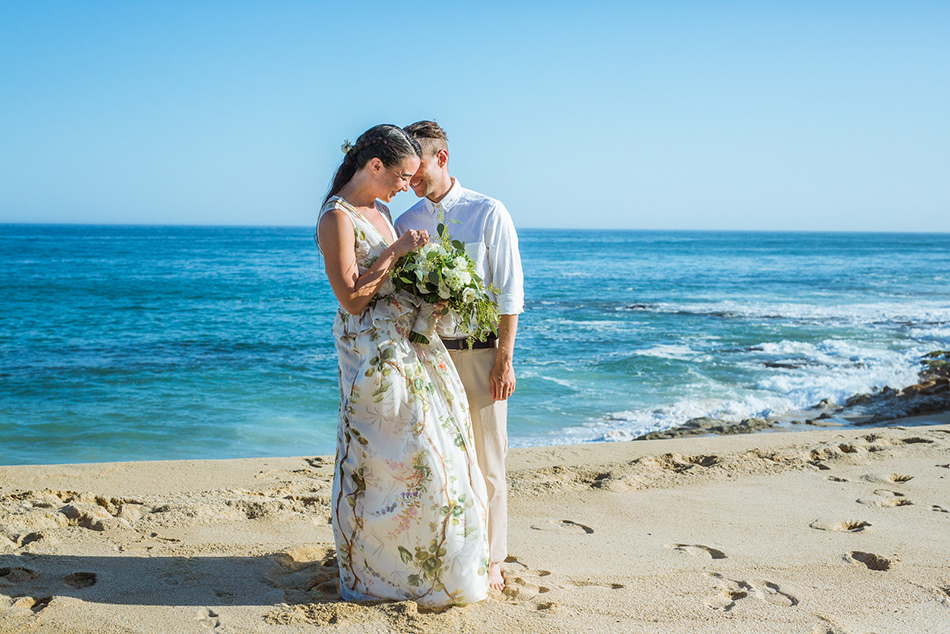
324, 124, 422, 205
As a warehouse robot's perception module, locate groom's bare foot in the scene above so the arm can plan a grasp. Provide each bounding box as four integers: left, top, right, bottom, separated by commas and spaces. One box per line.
488, 562, 505, 592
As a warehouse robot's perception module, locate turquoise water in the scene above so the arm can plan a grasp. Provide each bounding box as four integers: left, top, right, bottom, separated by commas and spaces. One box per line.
1, 225, 948, 465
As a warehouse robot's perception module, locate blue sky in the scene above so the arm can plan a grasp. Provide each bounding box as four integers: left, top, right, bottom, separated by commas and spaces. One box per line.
1, 1, 947, 231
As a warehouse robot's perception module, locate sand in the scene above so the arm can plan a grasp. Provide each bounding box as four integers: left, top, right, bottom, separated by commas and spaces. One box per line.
2, 415, 950, 634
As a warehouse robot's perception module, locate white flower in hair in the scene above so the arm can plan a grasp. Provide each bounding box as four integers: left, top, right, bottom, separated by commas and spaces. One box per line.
340, 139, 353, 154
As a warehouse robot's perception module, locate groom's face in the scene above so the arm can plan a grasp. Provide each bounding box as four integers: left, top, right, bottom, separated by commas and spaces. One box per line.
409, 148, 444, 200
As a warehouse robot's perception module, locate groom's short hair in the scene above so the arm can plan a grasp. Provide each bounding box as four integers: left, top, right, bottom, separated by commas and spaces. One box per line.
404, 120, 448, 157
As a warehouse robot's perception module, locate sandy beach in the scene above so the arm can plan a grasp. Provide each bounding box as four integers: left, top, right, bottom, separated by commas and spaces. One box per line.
2, 414, 949, 634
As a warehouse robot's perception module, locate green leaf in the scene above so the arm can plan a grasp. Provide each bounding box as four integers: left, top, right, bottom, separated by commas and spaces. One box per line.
428, 271, 440, 285
451, 240, 463, 250
408, 574, 421, 587
381, 347, 394, 361
437, 223, 446, 237
398, 546, 413, 564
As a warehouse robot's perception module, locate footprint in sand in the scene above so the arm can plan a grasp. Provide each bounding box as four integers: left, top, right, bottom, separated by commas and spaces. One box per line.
932, 505, 949, 514
266, 545, 339, 603
846, 551, 893, 571
63, 572, 97, 589
825, 475, 850, 483
529, 519, 594, 534
502, 555, 531, 574
503, 569, 553, 601
197, 607, 225, 630
568, 579, 625, 590
857, 490, 914, 508
703, 573, 796, 611
8, 595, 53, 614
869, 497, 914, 508
0, 567, 41, 586
667, 543, 727, 560
502, 563, 623, 604
862, 473, 914, 484
809, 520, 871, 533
900, 437, 935, 445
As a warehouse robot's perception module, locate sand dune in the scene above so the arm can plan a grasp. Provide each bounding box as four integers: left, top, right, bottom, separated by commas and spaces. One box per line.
2, 418, 950, 633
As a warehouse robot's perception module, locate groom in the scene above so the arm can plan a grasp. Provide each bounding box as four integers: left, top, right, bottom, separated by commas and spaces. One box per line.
396, 121, 524, 592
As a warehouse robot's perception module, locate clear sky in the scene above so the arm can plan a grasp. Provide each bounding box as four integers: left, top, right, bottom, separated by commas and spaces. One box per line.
1, 1, 947, 231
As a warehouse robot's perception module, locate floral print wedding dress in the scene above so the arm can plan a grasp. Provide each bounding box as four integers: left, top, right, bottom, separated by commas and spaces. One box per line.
320, 197, 489, 607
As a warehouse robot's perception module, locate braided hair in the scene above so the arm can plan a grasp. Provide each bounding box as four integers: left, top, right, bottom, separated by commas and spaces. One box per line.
323, 124, 422, 205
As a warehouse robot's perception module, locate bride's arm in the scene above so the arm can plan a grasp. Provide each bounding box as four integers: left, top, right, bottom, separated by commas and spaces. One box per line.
319, 208, 427, 315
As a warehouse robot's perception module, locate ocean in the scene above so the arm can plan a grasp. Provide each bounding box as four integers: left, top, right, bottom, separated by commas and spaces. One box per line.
1, 225, 948, 466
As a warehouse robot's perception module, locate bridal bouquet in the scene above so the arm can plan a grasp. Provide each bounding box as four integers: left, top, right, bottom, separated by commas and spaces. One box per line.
391, 223, 499, 346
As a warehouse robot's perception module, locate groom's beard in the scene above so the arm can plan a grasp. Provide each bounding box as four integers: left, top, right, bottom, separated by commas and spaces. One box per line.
411, 178, 436, 199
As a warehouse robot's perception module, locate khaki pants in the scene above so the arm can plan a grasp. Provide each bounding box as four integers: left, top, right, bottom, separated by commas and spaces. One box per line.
448, 346, 508, 564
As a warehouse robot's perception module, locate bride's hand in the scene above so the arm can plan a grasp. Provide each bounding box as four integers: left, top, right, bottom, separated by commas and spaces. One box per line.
392, 229, 428, 257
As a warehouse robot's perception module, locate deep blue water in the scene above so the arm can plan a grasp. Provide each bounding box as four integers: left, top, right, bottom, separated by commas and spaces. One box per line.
1, 225, 948, 465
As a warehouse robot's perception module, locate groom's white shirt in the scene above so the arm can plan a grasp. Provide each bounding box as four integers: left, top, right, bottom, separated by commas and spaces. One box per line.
395, 178, 525, 338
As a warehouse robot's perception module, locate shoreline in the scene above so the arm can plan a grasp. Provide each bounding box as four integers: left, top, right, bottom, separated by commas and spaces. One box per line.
4, 415, 950, 632
637, 350, 950, 441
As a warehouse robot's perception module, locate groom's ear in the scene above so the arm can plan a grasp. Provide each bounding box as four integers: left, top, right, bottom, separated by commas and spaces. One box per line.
437, 149, 448, 168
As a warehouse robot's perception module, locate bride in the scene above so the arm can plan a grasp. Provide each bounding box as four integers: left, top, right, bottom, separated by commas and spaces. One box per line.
316, 124, 489, 607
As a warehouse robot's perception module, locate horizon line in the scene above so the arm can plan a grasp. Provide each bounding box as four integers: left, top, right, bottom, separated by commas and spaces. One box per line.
1, 222, 949, 236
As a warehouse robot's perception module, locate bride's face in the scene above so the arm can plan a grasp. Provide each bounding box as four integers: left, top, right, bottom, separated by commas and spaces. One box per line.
372, 156, 420, 203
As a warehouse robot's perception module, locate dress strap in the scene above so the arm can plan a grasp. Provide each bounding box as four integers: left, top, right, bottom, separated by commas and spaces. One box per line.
318, 196, 394, 248
316, 197, 358, 252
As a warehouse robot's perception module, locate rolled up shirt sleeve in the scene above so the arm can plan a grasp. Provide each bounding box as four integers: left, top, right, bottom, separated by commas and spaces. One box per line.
485, 202, 525, 315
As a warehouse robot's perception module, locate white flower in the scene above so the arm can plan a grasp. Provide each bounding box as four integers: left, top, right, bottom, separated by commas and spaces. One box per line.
453, 256, 468, 270
421, 242, 445, 258
444, 269, 464, 291
438, 282, 451, 299
461, 287, 477, 304
458, 270, 472, 286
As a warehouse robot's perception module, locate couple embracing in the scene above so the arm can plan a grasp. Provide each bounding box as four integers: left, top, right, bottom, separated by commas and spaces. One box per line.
315, 122, 524, 607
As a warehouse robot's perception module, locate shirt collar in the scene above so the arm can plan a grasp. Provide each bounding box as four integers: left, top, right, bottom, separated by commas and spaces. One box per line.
424, 178, 462, 217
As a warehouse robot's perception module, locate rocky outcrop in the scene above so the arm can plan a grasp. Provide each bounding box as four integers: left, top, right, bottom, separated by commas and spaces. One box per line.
637, 417, 774, 441
636, 351, 950, 441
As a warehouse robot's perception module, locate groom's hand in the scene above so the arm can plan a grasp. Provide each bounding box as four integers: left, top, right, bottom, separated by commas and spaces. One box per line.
490, 356, 516, 401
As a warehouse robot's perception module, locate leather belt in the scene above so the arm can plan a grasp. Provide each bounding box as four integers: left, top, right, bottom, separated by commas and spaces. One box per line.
441, 335, 497, 350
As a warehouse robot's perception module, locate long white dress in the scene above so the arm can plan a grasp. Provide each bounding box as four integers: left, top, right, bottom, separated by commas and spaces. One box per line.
321, 197, 489, 607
